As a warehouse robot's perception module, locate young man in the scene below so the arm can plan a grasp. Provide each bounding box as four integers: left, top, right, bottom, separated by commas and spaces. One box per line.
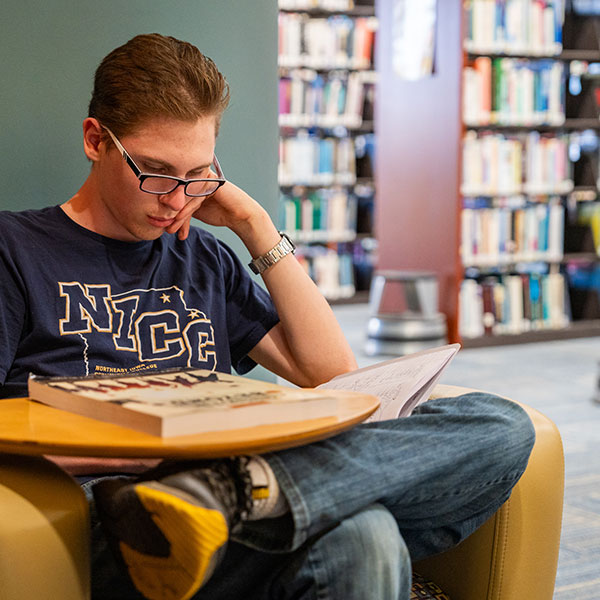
0, 34, 535, 600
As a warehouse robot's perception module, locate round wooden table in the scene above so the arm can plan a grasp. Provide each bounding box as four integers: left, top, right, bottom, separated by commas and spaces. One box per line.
0, 393, 379, 458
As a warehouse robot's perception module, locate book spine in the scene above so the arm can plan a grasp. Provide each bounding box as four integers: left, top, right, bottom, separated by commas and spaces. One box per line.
459, 272, 569, 338
459, 278, 485, 338
279, 134, 358, 187
296, 245, 356, 300
462, 130, 571, 197
466, 0, 562, 55
279, 13, 376, 69
466, 58, 565, 127
481, 277, 497, 335
280, 187, 359, 243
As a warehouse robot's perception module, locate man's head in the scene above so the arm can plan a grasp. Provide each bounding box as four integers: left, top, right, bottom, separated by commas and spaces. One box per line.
88, 33, 230, 139
70, 34, 229, 243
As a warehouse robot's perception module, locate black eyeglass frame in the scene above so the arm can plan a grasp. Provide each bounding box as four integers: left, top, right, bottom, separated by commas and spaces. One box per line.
102, 125, 226, 197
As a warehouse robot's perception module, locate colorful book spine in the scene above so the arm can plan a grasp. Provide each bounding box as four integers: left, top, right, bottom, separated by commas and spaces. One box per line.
279, 13, 377, 69
461, 131, 572, 196
459, 271, 569, 338
463, 58, 565, 126
460, 198, 564, 267
464, 0, 563, 56
280, 187, 358, 242
279, 134, 357, 186
279, 70, 374, 129
578, 202, 600, 254
295, 246, 356, 299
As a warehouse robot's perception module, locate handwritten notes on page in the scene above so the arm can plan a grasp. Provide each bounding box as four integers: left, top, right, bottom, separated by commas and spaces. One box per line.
318, 344, 460, 421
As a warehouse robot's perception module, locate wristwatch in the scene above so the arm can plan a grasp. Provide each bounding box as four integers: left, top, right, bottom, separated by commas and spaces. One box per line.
248, 232, 296, 275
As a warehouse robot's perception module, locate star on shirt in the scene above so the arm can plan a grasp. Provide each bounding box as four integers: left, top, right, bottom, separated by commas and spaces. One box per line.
159, 293, 171, 304
188, 309, 201, 319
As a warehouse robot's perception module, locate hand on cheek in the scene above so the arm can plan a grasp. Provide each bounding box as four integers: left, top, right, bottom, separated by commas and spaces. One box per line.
165, 198, 203, 240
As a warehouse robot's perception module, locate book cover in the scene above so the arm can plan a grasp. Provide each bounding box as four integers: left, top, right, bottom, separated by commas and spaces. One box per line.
28, 368, 343, 438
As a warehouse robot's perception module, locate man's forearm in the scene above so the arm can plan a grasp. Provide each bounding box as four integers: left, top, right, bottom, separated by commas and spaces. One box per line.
196, 183, 356, 387
261, 254, 357, 385
239, 213, 357, 387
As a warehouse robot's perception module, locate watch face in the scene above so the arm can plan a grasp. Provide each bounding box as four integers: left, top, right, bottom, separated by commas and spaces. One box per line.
281, 233, 296, 251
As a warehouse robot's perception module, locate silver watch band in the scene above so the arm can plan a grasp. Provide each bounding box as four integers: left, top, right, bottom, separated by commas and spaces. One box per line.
248, 233, 296, 275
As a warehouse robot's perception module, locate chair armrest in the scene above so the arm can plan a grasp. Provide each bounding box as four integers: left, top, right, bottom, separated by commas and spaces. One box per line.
0, 453, 90, 600
413, 384, 564, 600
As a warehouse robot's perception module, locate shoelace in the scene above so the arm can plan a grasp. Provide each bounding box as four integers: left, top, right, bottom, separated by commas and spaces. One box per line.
136, 456, 254, 527
207, 457, 254, 527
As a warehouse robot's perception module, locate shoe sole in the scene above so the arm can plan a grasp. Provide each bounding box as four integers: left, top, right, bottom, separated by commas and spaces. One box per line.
119, 482, 229, 600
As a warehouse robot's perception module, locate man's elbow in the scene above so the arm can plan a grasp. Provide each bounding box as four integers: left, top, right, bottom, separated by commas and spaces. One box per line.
336, 354, 359, 377
306, 353, 358, 387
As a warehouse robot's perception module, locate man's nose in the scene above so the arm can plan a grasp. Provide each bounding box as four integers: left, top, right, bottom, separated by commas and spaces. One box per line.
159, 184, 188, 211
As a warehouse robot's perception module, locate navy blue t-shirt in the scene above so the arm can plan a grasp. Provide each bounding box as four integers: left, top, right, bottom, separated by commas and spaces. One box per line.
0, 206, 280, 398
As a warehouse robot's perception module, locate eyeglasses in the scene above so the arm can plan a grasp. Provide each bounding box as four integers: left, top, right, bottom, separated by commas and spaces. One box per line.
102, 126, 226, 197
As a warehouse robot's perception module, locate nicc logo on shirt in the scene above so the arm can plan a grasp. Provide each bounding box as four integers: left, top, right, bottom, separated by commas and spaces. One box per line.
58, 282, 217, 373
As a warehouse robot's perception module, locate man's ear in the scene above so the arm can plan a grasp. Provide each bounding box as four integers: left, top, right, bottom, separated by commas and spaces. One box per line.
82, 118, 104, 162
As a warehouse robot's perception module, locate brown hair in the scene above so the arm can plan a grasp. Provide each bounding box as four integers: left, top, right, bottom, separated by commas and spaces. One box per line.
88, 33, 230, 138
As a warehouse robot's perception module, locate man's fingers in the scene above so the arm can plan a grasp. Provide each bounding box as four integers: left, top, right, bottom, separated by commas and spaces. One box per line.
166, 213, 192, 237
166, 198, 203, 235
177, 220, 191, 241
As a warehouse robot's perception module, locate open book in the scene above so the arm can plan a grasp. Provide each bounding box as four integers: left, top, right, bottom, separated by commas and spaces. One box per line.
28, 368, 344, 438
318, 343, 460, 421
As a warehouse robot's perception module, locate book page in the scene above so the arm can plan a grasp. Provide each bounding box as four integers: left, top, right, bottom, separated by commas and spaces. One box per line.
317, 344, 460, 421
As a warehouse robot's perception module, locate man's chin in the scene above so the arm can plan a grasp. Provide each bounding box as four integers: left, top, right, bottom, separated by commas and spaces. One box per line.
141, 230, 165, 241
123, 225, 164, 243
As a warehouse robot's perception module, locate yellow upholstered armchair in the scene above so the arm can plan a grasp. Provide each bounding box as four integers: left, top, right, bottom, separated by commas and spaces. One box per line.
0, 453, 90, 600
414, 385, 565, 600
0, 385, 564, 600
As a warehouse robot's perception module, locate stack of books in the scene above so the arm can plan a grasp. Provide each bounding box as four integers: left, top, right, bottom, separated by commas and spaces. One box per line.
464, 0, 563, 56
279, 13, 376, 69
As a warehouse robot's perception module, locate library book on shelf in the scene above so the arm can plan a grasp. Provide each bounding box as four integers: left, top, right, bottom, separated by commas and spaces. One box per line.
28, 368, 344, 438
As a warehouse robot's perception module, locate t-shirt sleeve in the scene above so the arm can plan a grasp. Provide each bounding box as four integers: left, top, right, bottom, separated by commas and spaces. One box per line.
0, 238, 27, 396
217, 240, 280, 374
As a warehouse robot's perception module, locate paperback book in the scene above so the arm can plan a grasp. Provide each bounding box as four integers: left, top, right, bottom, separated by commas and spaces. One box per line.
28, 368, 343, 438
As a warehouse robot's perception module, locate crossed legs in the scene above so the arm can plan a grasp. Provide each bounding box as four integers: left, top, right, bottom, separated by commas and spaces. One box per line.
89, 392, 535, 599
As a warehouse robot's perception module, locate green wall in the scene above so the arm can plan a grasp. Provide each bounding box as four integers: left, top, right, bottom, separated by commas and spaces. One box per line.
1, 0, 280, 380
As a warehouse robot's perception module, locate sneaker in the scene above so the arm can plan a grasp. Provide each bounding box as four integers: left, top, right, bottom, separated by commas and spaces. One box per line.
92, 458, 253, 600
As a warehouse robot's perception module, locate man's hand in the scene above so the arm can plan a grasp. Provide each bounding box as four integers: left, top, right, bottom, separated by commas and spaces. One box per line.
166, 179, 269, 242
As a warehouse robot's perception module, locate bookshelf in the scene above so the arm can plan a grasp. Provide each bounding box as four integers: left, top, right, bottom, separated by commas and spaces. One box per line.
375, 0, 600, 346
278, 0, 378, 302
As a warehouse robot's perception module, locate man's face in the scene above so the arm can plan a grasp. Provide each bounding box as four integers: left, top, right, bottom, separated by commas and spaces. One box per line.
94, 115, 217, 242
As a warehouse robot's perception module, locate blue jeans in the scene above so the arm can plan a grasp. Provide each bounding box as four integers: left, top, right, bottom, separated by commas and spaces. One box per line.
84, 392, 535, 599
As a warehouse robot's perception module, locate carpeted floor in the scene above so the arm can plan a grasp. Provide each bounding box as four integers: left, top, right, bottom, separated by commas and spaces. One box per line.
332, 303, 600, 599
